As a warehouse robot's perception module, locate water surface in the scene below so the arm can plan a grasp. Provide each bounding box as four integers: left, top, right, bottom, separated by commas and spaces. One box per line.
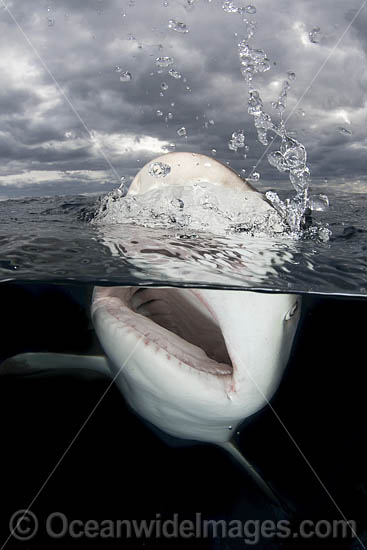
0, 190, 366, 296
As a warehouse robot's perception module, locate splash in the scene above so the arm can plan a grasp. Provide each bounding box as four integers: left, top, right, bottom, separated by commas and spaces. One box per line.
223, 2, 330, 239
92, 180, 287, 238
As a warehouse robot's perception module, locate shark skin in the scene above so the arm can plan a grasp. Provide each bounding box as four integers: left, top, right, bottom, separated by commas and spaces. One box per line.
91, 286, 301, 445
128, 151, 258, 195
90, 152, 302, 506
0, 153, 302, 507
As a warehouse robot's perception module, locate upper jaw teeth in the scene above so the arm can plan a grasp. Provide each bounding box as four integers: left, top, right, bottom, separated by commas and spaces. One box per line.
127, 287, 234, 377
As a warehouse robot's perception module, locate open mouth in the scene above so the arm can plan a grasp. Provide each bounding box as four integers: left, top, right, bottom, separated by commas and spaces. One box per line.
126, 287, 234, 377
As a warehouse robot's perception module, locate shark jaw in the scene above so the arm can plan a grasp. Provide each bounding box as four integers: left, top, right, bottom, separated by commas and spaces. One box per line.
91, 286, 301, 444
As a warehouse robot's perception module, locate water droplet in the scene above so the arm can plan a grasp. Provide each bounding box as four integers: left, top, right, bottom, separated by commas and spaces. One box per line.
168, 68, 182, 79
228, 425, 233, 430
242, 18, 257, 40
309, 194, 329, 212
155, 56, 174, 68
167, 112, 173, 120
161, 82, 168, 91
287, 71, 296, 81
148, 162, 171, 178
228, 130, 246, 152
268, 151, 288, 172
338, 126, 352, 135
208, 119, 215, 125
169, 142, 176, 149
289, 167, 310, 191
168, 19, 188, 33
47, 17, 55, 26
171, 198, 184, 209
244, 5, 256, 14
211, 148, 217, 156
248, 90, 263, 115
222, 1, 238, 13
115, 65, 122, 73
177, 127, 187, 137
241, 168, 246, 175
119, 71, 132, 82
163, 1, 169, 5
309, 26, 321, 44
156, 110, 163, 117
118, 177, 127, 195
170, 102, 175, 107
248, 171, 260, 182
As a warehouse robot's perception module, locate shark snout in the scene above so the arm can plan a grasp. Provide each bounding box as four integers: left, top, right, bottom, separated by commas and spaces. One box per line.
92, 286, 301, 443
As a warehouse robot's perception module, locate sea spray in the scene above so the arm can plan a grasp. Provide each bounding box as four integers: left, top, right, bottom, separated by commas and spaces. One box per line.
223, 1, 330, 238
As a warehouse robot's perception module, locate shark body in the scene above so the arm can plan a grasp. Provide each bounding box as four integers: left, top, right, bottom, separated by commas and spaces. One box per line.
1, 153, 302, 507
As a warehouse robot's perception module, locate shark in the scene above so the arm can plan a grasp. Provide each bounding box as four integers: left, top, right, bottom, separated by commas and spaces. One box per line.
0, 152, 302, 506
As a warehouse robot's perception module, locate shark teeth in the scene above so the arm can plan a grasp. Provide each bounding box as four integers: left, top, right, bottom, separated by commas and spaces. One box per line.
98, 286, 234, 377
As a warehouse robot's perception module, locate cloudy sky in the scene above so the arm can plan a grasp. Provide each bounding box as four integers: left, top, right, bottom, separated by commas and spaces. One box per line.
0, 0, 366, 198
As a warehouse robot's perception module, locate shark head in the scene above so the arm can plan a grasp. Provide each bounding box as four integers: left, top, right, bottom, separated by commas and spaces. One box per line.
91, 286, 301, 444
91, 152, 302, 445
128, 151, 258, 195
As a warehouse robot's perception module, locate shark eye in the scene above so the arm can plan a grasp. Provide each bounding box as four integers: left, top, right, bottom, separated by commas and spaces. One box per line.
285, 301, 299, 321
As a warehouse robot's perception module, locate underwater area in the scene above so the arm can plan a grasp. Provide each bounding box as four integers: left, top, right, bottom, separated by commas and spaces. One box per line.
0, 0, 367, 548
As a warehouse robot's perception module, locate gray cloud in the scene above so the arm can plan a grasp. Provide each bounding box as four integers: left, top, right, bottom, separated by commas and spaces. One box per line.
0, 0, 366, 197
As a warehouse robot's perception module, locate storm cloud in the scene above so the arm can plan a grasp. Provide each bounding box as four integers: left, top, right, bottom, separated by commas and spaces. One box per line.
0, 0, 366, 197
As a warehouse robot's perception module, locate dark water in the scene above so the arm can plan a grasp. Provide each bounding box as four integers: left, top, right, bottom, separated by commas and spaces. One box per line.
0, 191, 366, 295
0, 192, 366, 549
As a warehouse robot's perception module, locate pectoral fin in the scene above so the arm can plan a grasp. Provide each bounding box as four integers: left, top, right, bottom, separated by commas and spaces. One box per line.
0, 353, 112, 381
